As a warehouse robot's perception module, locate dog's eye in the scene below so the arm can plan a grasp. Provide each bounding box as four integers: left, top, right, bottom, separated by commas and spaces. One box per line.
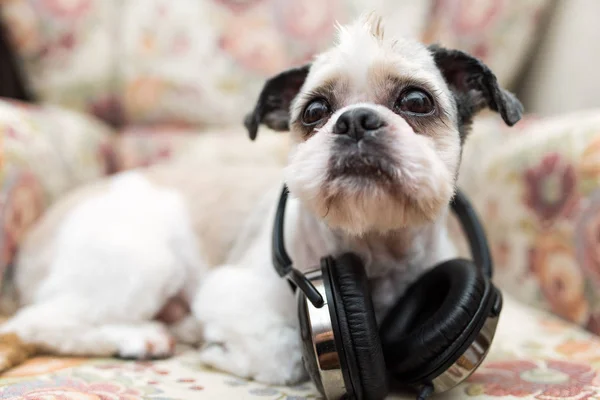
302, 99, 330, 125
396, 89, 434, 115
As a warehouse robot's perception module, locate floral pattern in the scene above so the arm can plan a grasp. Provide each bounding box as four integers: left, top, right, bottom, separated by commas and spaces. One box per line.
1, 295, 600, 399
529, 230, 589, 324
0, 2, 598, 399
523, 153, 579, 226
2, 376, 154, 400
467, 360, 597, 399
457, 111, 600, 336
575, 189, 600, 287
0, 0, 552, 128
458, 295, 600, 399
0, 352, 319, 399
0, 99, 114, 287
555, 339, 600, 363
0, 0, 122, 126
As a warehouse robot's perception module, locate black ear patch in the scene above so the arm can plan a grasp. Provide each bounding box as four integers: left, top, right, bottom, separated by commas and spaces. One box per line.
244, 64, 311, 141
428, 44, 524, 137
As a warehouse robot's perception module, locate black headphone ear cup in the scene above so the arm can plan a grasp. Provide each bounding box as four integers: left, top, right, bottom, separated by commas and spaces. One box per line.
326, 253, 388, 400
379, 259, 485, 383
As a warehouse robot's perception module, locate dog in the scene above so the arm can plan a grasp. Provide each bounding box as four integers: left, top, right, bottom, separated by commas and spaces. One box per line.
0, 14, 522, 386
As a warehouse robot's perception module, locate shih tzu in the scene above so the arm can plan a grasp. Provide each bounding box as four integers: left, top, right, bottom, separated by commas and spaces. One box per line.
0, 14, 522, 385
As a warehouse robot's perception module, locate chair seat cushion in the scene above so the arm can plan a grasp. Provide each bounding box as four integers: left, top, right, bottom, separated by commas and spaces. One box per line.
2, 293, 600, 399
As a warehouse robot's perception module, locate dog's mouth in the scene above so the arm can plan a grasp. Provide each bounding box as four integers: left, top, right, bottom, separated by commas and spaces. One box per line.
327, 141, 397, 183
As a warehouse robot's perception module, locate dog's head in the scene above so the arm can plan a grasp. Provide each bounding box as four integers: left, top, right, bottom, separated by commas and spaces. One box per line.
245, 14, 523, 236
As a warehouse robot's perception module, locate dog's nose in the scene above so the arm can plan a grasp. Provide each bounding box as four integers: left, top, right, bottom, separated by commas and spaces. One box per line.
333, 108, 385, 140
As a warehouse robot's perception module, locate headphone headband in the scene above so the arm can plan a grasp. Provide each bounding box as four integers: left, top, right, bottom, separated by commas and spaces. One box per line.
449, 190, 493, 279
272, 185, 324, 307
272, 185, 292, 276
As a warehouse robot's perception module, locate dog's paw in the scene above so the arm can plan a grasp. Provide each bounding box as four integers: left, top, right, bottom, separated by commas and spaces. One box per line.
102, 323, 176, 360
198, 323, 306, 386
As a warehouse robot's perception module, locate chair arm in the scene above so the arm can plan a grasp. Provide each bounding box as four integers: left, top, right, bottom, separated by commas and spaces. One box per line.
0, 99, 115, 276
452, 109, 600, 335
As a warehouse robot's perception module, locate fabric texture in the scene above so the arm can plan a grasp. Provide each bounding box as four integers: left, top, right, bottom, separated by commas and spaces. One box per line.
0, 1, 598, 399
3, 294, 600, 399
455, 110, 600, 337
0, 0, 122, 125
518, 0, 600, 116
0, 0, 551, 128
422, 0, 552, 89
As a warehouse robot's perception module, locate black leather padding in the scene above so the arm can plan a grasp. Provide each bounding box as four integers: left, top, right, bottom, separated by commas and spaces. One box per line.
379, 259, 485, 379
328, 252, 388, 400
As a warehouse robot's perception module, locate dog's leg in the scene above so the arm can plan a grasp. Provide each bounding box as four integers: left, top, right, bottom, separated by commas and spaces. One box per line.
192, 265, 306, 385
1, 171, 207, 361
0, 297, 176, 359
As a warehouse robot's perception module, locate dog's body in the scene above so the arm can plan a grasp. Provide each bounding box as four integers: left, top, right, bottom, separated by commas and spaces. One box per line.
1, 147, 454, 383
0, 14, 522, 386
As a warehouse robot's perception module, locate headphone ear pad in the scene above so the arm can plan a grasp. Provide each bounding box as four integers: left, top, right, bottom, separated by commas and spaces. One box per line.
326, 253, 388, 400
379, 259, 485, 382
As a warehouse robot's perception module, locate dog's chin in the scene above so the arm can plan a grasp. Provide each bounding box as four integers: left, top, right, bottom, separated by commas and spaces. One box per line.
322, 176, 445, 235
287, 165, 452, 236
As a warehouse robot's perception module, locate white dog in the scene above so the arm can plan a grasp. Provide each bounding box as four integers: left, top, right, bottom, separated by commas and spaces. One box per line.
0, 14, 522, 386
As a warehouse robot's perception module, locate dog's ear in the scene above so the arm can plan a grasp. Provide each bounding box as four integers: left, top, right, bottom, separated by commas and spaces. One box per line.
244, 64, 311, 141
428, 44, 524, 130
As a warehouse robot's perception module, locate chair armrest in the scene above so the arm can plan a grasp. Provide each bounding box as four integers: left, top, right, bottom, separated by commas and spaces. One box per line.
452, 109, 600, 335
0, 99, 115, 274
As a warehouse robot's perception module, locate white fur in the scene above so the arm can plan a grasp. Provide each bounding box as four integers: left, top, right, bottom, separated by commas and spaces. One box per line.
192, 265, 304, 385
2, 171, 205, 358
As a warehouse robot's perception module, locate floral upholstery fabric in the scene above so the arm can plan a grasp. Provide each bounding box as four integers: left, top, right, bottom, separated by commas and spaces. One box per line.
4, 294, 600, 399
115, 0, 367, 129
0, 98, 114, 286
0, 2, 599, 399
458, 294, 600, 400
422, 0, 552, 89
455, 110, 600, 337
0, 0, 122, 126
0, 0, 552, 128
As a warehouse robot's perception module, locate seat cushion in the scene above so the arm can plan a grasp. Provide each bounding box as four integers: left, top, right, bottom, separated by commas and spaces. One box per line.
2, 293, 600, 399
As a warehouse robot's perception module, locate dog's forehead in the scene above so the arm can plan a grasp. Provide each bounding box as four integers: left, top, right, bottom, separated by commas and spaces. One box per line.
305, 20, 448, 93
292, 16, 455, 119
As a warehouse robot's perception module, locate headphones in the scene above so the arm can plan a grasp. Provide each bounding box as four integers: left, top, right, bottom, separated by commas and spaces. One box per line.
272, 185, 502, 400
